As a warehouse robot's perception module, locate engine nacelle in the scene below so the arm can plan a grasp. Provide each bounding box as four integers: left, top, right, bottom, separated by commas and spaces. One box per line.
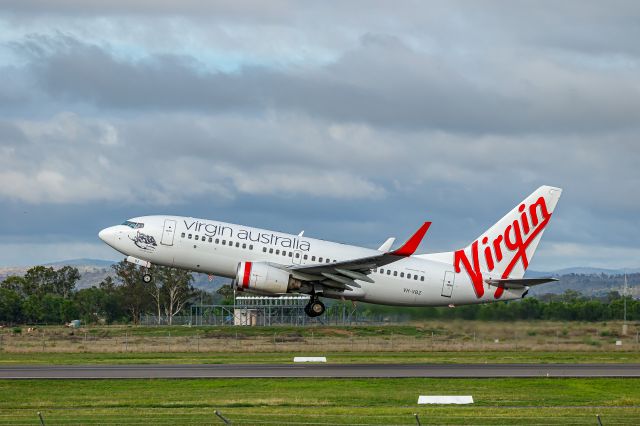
235, 261, 293, 294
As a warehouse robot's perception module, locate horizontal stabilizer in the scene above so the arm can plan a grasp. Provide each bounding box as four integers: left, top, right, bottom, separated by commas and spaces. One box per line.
485, 277, 558, 289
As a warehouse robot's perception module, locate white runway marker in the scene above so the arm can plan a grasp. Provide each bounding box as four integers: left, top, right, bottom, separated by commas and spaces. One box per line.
294, 357, 327, 362
418, 396, 474, 404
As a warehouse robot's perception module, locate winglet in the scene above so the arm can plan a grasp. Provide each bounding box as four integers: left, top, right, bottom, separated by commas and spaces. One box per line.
390, 222, 431, 256
377, 237, 396, 252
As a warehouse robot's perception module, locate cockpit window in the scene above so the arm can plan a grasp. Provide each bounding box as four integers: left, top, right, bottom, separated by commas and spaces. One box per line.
122, 221, 144, 229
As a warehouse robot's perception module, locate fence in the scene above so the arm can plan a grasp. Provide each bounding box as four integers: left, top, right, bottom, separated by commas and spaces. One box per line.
141, 295, 364, 326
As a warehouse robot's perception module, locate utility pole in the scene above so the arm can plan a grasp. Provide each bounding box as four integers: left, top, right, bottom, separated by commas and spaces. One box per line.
233, 286, 237, 325
622, 273, 628, 336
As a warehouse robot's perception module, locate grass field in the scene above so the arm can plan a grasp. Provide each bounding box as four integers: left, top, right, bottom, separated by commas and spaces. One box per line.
2, 321, 639, 356
2, 322, 639, 424
1, 378, 639, 425
2, 350, 640, 365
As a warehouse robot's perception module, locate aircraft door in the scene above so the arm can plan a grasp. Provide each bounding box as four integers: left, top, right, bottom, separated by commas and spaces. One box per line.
441, 270, 455, 297
160, 219, 177, 246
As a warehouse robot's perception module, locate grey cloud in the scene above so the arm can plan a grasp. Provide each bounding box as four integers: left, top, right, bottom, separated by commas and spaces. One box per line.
1, 2, 639, 270
19, 34, 640, 135
0, 112, 388, 205
459, 1, 640, 57
0, 121, 27, 145
1, 113, 638, 269
5, 1, 640, 58
1, 0, 294, 20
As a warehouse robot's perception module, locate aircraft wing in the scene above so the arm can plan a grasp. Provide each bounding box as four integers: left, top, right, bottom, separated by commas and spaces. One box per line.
484, 277, 559, 289
286, 222, 431, 291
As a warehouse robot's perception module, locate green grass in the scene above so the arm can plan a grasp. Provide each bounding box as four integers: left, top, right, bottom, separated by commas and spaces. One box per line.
1, 378, 639, 424
1, 350, 640, 365
20, 321, 635, 338
13, 324, 453, 338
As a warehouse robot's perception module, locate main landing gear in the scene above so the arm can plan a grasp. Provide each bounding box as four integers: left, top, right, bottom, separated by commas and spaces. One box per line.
304, 296, 325, 317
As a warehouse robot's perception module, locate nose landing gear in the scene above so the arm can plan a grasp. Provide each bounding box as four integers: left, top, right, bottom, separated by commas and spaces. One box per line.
123, 256, 153, 283
304, 296, 325, 317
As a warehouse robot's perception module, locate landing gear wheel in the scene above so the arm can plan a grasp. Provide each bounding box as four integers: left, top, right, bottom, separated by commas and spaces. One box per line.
142, 273, 152, 283
305, 299, 325, 317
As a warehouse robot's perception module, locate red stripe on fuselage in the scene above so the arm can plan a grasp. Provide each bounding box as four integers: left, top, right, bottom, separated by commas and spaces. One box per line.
242, 262, 252, 288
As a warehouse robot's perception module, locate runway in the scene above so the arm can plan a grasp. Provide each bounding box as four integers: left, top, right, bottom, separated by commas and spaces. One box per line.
1, 363, 639, 379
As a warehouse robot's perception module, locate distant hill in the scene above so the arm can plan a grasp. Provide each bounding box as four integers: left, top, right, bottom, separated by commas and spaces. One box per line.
0, 258, 229, 293
528, 272, 640, 297
44, 258, 117, 268
529, 267, 640, 276
1, 259, 638, 297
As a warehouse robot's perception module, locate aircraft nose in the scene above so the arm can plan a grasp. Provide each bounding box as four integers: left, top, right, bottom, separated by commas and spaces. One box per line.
98, 226, 116, 245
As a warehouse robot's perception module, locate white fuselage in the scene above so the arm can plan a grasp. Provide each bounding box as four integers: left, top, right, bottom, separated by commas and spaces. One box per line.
99, 215, 525, 307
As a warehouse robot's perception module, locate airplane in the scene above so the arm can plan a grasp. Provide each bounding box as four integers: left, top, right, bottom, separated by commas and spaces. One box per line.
98, 185, 562, 317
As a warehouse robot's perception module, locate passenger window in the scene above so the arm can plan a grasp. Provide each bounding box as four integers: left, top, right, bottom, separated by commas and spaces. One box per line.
318, 257, 323, 262
269, 248, 274, 253
195, 235, 199, 241
236, 242, 240, 248
400, 272, 404, 278
414, 275, 418, 280
209, 237, 213, 243
188, 234, 192, 239
303, 254, 307, 260
326, 259, 330, 263
215, 239, 219, 244
181, 232, 185, 238
249, 245, 253, 250
393, 271, 398, 277
263, 247, 267, 252
312, 256, 316, 261
242, 243, 246, 249
295, 253, 300, 258
289, 252, 293, 257
421, 276, 425, 281
276, 249, 280, 255
387, 270, 391, 275
380, 269, 384, 274
222, 240, 226, 245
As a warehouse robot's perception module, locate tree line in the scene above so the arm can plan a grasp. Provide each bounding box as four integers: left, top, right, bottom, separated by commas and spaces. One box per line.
1, 265, 638, 325
0, 262, 203, 325
359, 289, 639, 322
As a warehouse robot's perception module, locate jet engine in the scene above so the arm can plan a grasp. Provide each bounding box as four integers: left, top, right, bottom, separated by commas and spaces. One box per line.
234, 261, 300, 294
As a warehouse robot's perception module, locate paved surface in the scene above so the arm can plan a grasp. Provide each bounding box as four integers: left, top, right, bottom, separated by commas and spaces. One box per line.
1, 363, 639, 379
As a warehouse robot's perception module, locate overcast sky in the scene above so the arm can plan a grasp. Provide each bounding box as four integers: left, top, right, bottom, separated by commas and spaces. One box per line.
1, 1, 639, 270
